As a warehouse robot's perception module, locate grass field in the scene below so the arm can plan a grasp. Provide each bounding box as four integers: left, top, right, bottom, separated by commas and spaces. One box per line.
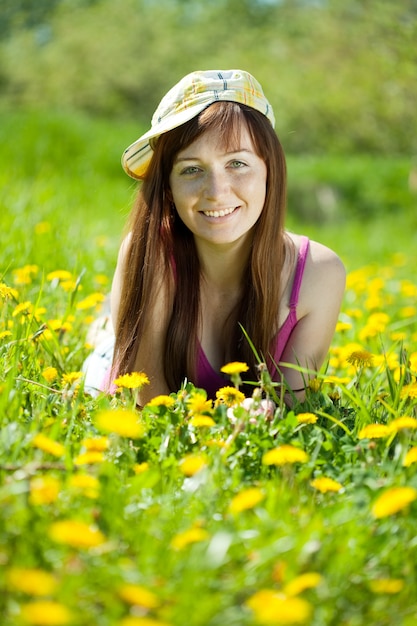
1, 110, 417, 625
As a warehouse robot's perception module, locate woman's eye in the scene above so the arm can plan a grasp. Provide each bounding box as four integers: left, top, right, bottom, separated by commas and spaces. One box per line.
181, 166, 200, 175
230, 160, 246, 169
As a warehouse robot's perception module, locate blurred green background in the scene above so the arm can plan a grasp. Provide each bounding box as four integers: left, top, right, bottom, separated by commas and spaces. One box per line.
1, 0, 417, 275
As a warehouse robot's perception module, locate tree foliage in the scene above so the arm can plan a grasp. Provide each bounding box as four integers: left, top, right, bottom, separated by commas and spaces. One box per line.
0, 0, 416, 154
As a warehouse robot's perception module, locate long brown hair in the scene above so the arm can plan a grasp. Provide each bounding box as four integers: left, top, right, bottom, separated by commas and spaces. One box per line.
114, 101, 289, 390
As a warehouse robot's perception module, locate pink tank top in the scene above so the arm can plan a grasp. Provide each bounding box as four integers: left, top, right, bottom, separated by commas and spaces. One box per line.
196, 236, 310, 397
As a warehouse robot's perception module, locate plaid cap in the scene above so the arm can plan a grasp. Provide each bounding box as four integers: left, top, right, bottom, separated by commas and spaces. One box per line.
122, 69, 275, 179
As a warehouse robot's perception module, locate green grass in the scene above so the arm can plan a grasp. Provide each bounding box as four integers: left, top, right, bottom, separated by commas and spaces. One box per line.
1, 110, 417, 626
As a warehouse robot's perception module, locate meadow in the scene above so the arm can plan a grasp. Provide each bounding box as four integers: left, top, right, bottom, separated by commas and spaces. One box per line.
1, 110, 417, 625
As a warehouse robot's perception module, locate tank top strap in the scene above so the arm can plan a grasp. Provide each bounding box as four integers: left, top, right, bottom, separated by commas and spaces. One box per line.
289, 236, 310, 309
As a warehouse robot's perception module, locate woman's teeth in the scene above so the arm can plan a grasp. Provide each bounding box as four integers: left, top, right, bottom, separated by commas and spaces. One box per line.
203, 207, 236, 218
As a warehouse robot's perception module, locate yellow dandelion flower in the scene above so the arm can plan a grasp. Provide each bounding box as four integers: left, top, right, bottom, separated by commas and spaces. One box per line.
94, 274, 109, 286
390, 416, 417, 431
189, 415, 216, 428
335, 321, 352, 332
47, 270, 73, 282
215, 386, 245, 407
134, 462, 150, 474
61, 371, 83, 386
283, 572, 323, 597
68, 474, 100, 499
19, 601, 72, 625
146, 395, 176, 408
229, 487, 265, 514
262, 445, 309, 466
118, 617, 172, 626
13, 265, 39, 285
0, 282, 18, 299
369, 578, 405, 594
95, 409, 145, 439
32, 434, 65, 458
296, 412, 318, 425
74, 451, 105, 466
186, 391, 213, 415
310, 477, 343, 493
308, 378, 322, 393
179, 454, 207, 476
7, 568, 57, 596
49, 519, 106, 548
113, 371, 150, 390
372, 486, 417, 519
220, 361, 249, 375
403, 447, 417, 467
29, 476, 61, 505
12, 301, 33, 317
170, 526, 210, 550
358, 424, 392, 439
80, 436, 109, 451
42, 367, 58, 383
76, 292, 105, 310
0, 330, 12, 340
245, 589, 312, 624
400, 306, 417, 318
400, 382, 417, 399
346, 350, 374, 368
118, 584, 159, 608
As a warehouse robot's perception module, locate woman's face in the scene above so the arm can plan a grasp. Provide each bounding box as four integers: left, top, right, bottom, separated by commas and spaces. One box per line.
169, 123, 267, 249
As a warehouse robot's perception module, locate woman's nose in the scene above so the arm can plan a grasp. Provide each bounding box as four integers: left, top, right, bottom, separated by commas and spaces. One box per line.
203, 169, 229, 199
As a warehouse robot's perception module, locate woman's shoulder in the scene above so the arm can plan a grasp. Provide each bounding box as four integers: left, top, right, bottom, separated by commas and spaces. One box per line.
285, 231, 345, 274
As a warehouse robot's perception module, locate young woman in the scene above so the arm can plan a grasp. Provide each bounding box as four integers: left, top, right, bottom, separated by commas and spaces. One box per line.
84, 69, 345, 405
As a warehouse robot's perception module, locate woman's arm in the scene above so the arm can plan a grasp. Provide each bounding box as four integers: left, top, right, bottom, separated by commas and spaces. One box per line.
279, 240, 346, 401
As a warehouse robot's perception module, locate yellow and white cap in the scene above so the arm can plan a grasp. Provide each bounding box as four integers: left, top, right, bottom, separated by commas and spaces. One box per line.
122, 69, 275, 179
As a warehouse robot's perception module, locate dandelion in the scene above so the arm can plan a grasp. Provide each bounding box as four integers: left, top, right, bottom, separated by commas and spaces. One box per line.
95, 409, 145, 439
310, 477, 343, 494
134, 462, 150, 474
7, 568, 57, 596
0, 282, 18, 300
335, 321, 352, 332
400, 382, 417, 399
76, 292, 105, 310
61, 371, 84, 386
12, 301, 33, 317
118, 584, 159, 608
220, 361, 249, 375
220, 361, 249, 387
113, 371, 150, 390
371, 486, 417, 519
245, 589, 312, 624
42, 367, 58, 383
358, 424, 392, 439
215, 386, 245, 407
19, 601, 72, 625
189, 415, 216, 428
68, 475, 100, 499
296, 413, 317, 425
403, 447, 417, 467
346, 350, 374, 368
283, 572, 323, 597
229, 487, 265, 514
13, 265, 39, 285
0, 330, 12, 340
35, 221, 51, 235
390, 416, 417, 431
47, 270, 73, 282
80, 436, 109, 451
146, 395, 176, 408
308, 378, 322, 393
179, 454, 207, 476
32, 434, 65, 458
74, 451, 105, 466
186, 391, 213, 415
29, 476, 61, 505
262, 445, 309, 466
170, 526, 210, 550
49, 519, 106, 548
369, 578, 405, 594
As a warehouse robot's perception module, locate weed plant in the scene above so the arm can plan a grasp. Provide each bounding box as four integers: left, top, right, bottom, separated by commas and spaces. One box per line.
1, 112, 417, 625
